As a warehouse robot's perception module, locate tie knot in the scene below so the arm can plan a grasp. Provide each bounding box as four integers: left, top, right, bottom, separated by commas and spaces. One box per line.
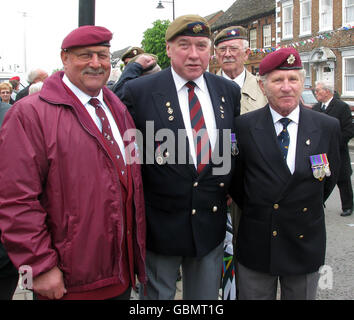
89, 98, 101, 109
186, 81, 197, 91
279, 118, 291, 128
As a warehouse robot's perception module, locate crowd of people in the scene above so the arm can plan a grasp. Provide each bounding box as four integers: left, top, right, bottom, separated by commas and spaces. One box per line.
0, 14, 353, 301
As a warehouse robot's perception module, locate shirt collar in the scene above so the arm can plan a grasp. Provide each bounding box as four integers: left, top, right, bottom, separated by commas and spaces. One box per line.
270, 105, 300, 125
222, 69, 246, 88
171, 67, 206, 93
62, 74, 104, 106
324, 97, 333, 106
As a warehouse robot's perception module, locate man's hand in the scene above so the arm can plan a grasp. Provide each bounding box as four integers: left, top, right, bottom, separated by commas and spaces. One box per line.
33, 266, 67, 299
135, 54, 157, 70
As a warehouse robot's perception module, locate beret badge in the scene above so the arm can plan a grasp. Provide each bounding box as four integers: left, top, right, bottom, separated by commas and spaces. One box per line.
193, 24, 203, 34
287, 54, 296, 65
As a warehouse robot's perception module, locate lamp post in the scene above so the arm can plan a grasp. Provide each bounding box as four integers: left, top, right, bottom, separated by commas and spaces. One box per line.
79, 0, 95, 26
156, 0, 175, 20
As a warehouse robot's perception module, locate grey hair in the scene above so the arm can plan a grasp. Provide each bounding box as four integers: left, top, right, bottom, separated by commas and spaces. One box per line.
315, 80, 334, 93
27, 69, 46, 84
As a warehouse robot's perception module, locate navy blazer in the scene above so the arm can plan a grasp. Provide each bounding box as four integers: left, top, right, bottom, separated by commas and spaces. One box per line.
122, 67, 241, 257
231, 105, 341, 275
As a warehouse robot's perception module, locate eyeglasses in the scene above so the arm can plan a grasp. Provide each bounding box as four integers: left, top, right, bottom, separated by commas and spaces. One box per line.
0, 91, 10, 94
216, 46, 242, 55
69, 50, 111, 62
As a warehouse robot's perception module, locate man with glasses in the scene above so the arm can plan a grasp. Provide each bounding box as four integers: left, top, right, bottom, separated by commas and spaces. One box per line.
0, 25, 146, 300
214, 26, 266, 115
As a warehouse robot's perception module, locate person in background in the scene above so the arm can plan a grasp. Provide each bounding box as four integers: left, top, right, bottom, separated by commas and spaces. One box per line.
0, 25, 146, 300
313, 80, 354, 217
121, 46, 145, 66
9, 76, 20, 102
29, 82, 44, 95
0, 83, 13, 105
231, 48, 341, 300
120, 14, 241, 300
214, 26, 267, 114
15, 69, 48, 102
111, 53, 159, 100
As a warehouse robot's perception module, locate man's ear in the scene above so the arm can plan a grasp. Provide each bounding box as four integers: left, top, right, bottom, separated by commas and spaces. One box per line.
61, 50, 69, 68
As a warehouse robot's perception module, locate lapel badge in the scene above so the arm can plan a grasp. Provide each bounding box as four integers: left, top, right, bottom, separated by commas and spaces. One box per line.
167, 108, 174, 115
168, 115, 174, 121
221, 97, 225, 103
306, 139, 311, 146
166, 102, 171, 107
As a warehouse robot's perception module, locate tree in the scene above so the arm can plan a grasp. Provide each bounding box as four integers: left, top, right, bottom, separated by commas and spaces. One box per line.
141, 20, 170, 70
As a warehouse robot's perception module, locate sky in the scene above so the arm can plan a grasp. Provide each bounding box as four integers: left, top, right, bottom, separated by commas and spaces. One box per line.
0, 0, 236, 76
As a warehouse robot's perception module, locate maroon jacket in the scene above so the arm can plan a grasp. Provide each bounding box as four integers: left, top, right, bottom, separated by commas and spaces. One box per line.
0, 72, 146, 293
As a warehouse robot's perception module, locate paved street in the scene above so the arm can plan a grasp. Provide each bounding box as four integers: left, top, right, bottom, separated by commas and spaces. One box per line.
12, 143, 354, 300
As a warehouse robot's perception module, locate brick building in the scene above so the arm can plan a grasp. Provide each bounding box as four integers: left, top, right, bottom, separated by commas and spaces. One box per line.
210, 0, 276, 74
276, 0, 354, 102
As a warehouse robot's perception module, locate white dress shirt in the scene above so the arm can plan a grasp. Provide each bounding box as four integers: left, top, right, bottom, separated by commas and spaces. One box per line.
269, 105, 300, 174
171, 68, 217, 168
222, 69, 246, 88
322, 97, 333, 110
63, 74, 126, 163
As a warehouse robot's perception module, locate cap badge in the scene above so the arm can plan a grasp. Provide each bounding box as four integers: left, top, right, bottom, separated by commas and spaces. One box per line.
133, 50, 137, 55
287, 54, 296, 65
193, 24, 203, 34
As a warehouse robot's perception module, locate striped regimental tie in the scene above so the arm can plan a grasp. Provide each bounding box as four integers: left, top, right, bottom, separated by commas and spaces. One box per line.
185, 81, 211, 173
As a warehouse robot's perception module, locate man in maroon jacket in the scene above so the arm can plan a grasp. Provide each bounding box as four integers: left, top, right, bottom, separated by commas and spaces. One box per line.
0, 26, 146, 300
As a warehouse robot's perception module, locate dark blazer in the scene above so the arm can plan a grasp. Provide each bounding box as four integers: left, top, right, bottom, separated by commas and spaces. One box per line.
15, 85, 30, 102
231, 105, 341, 276
122, 67, 241, 257
313, 98, 354, 180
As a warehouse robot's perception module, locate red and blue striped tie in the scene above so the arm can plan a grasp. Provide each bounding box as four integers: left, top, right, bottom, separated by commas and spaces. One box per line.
186, 81, 211, 173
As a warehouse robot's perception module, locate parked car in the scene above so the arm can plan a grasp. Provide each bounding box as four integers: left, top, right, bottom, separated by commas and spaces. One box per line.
301, 88, 318, 109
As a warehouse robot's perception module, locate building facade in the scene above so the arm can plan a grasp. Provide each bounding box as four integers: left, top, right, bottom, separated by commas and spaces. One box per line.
276, 0, 354, 102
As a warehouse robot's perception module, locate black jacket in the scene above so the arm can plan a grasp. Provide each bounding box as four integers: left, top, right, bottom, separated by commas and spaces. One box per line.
121, 67, 241, 257
313, 98, 354, 180
231, 105, 341, 275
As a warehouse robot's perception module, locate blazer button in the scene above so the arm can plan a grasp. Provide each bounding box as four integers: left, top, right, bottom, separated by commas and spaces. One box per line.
272, 231, 277, 237
193, 182, 198, 187
192, 209, 197, 215
299, 234, 304, 239
212, 206, 218, 213
302, 208, 308, 213
219, 183, 225, 187
273, 204, 279, 210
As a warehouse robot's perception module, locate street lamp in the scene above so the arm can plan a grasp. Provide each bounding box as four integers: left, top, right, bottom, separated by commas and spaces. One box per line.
156, 0, 175, 20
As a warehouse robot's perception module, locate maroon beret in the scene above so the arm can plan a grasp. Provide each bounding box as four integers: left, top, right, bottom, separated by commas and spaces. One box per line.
61, 25, 113, 50
259, 48, 302, 76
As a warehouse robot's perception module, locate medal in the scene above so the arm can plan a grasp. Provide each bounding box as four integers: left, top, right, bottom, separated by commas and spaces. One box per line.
155, 142, 165, 165
231, 133, 238, 156
322, 153, 331, 177
310, 153, 330, 180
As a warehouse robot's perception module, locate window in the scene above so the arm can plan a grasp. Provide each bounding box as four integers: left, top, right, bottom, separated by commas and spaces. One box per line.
303, 62, 311, 88
263, 25, 272, 48
300, 0, 311, 36
319, 0, 333, 32
250, 29, 257, 50
343, 56, 354, 95
343, 0, 354, 25
282, 1, 293, 39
